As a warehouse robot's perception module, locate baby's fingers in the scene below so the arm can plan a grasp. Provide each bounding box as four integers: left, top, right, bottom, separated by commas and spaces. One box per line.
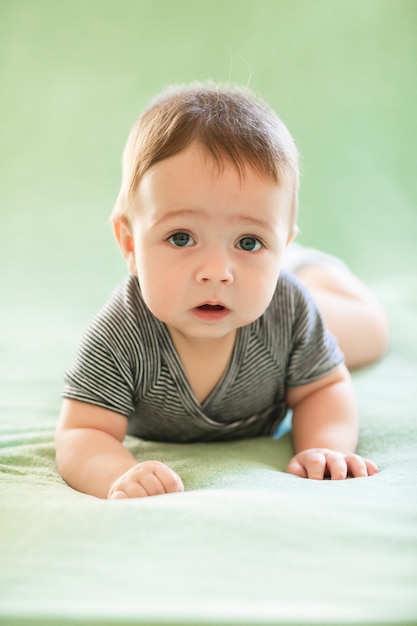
107, 461, 184, 500
301, 451, 330, 480
152, 461, 185, 494
286, 457, 307, 478
286, 449, 379, 481
137, 468, 171, 496
345, 454, 379, 478
108, 478, 149, 499
108, 490, 129, 500
325, 452, 348, 480
365, 458, 379, 476
297, 451, 349, 480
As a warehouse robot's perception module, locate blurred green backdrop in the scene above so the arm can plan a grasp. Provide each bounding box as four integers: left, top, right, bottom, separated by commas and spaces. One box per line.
0, 0, 416, 396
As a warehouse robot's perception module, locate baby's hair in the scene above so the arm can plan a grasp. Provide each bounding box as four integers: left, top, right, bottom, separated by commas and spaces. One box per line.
112, 82, 300, 225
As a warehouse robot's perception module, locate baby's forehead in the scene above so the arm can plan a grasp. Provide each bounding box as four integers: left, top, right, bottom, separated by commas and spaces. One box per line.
142, 141, 282, 187
139, 142, 285, 192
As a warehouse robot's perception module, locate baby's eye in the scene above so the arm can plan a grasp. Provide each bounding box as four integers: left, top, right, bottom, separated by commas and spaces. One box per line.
168, 232, 195, 247
236, 236, 263, 252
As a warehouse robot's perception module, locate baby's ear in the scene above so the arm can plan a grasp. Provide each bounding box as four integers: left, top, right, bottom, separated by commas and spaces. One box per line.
286, 224, 299, 246
112, 217, 137, 275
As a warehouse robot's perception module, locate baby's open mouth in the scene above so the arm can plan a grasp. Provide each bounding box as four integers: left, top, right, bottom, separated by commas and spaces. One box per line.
193, 303, 230, 321
197, 304, 225, 311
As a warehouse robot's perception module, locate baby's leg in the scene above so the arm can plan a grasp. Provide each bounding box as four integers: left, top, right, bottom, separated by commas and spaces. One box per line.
284, 244, 389, 370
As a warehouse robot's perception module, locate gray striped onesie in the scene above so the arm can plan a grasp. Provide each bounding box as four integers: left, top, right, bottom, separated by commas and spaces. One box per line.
63, 271, 343, 443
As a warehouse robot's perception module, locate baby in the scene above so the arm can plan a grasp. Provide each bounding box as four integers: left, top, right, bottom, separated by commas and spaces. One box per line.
56, 83, 380, 499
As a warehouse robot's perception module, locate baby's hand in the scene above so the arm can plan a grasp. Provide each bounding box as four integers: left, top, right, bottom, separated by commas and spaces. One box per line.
107, 460, 184, 499
286, 448, 379, 480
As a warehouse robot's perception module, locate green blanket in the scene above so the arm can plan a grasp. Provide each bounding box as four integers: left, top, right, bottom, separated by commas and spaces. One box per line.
1, 1, 416, 624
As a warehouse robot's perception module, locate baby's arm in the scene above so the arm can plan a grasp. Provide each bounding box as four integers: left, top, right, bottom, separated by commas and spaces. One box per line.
55, 399, 184, 499
285, 364, 378, 480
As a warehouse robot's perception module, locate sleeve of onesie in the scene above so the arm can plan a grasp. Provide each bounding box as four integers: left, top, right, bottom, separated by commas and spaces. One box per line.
285, 280, 344, 388
62, 285, 141, 417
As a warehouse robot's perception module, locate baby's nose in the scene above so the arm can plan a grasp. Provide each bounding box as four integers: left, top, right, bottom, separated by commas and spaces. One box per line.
195, 248, 234, 284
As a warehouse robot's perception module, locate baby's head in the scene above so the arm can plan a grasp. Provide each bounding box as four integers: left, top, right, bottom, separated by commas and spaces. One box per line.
111, 82, 299, 232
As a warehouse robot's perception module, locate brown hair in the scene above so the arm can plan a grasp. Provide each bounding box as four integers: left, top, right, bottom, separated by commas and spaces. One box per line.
112, 82, 300, 225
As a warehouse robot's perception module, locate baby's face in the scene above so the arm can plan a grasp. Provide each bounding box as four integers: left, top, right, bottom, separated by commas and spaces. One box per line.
122, 143, 295, 343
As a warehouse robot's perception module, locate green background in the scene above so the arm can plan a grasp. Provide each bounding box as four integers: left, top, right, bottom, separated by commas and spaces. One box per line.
1, 0, 416, 285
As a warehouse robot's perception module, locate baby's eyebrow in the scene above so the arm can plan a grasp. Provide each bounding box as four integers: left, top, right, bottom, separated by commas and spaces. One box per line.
151, 208, 200, 227
152, 208, 275, 233
238, 215, 274, 232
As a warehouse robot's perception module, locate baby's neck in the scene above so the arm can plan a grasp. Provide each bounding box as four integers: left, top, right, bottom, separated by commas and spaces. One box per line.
168, 329, 237, 405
